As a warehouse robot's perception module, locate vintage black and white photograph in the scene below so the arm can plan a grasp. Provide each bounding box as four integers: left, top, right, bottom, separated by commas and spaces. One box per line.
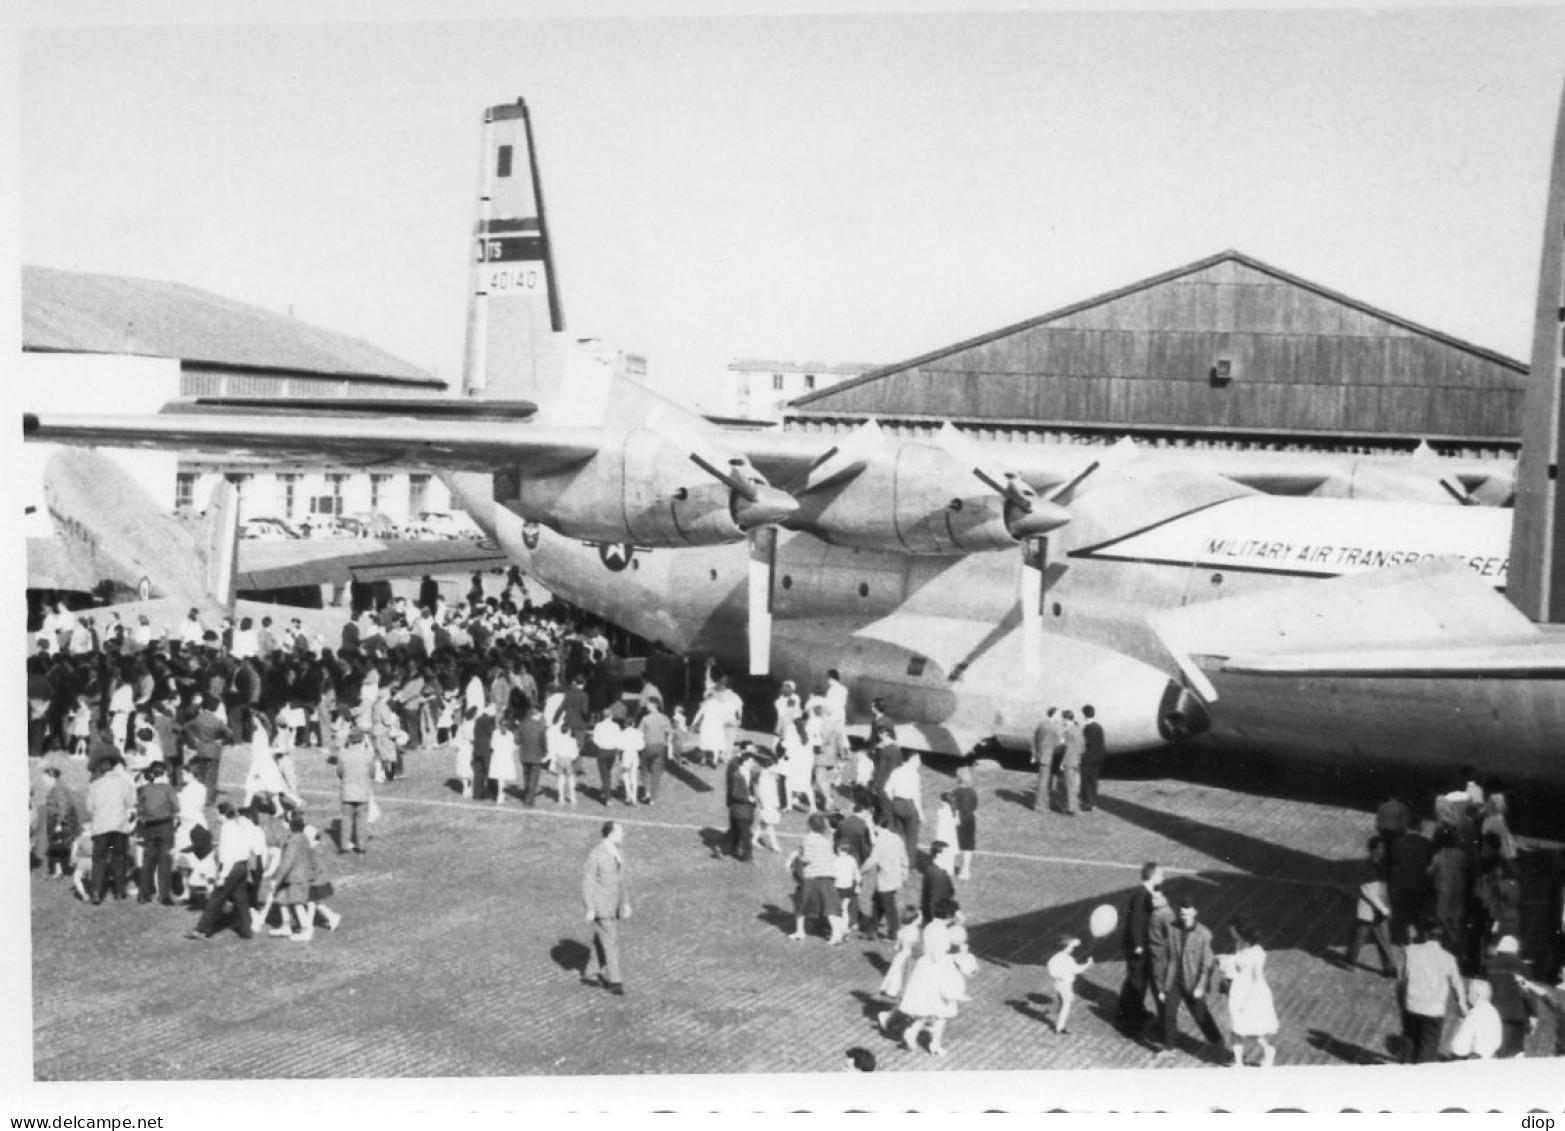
10, 1, 1565, 1115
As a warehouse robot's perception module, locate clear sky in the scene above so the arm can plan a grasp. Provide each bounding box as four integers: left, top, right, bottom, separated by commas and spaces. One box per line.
17, 5, 1565, 413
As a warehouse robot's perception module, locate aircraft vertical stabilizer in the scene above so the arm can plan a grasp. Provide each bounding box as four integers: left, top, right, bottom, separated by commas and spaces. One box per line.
201, 478, 240, 611
1508, 82, 1565, 621
461, 99, 566, 401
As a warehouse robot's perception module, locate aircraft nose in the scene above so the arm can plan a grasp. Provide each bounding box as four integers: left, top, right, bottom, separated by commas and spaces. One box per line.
1157, 680, 1210, 743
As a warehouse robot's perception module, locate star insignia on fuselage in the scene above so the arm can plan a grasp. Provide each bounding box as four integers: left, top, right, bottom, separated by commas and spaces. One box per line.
598, 542, 634, 572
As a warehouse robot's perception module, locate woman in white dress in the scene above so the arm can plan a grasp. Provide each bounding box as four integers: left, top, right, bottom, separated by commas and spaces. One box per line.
487, 710, 519, 804
780, 715, 816, 814
1225, 915, 1280, 1067
691, 690, 729, 768
752, 756, 784, 852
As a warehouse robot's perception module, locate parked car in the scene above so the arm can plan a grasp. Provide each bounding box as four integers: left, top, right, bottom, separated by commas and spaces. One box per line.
414, 510, 480, 539
240, 516, 297, 540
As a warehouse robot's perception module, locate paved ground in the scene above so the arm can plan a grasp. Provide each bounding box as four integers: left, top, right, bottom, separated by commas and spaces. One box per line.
29, 741, 1565, 1085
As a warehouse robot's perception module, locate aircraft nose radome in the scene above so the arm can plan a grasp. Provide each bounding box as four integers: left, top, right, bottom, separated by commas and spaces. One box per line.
1157, 681, 1211, 743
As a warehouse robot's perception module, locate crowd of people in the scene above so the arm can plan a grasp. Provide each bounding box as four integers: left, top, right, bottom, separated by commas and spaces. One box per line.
1338, 773, 1565, 1061
24, 572, 1565, 1066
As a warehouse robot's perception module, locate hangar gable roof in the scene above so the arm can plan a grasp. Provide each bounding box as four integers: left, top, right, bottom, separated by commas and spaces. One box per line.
22, 265, 438, 385
790, 249, 1525, 412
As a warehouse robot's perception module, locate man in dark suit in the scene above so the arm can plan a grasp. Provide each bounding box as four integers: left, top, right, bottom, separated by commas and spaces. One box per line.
1117, 861, 1164, 1031
516, 702, 549, 806
471, 705, 496, 803
1079, 704, 1107, 812
920, 841, 957, 926
135, 762, 178, 905
582, 821, 631, 995
725, 747, 757, 862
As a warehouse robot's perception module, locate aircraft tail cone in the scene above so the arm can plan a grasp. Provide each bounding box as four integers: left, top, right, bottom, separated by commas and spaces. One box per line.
1157, 681, 1210, 744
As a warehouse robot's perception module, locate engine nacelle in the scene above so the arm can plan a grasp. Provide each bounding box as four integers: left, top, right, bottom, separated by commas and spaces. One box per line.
498, 428, 749, 547
790, 442, 1020, 554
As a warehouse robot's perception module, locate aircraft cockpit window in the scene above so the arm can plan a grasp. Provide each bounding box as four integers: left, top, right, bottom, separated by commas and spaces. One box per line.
496, 145, 513, 178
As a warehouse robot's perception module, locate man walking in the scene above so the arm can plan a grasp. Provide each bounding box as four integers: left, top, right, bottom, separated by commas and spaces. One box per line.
582, 821, 631, 996
1117, 862, 1165, 1031
1396, 920, 1466, 1063
1154, 896, 1225, 1054
861, 813, 909, 941
187, 801, 264, 940
639, 697, 671, 805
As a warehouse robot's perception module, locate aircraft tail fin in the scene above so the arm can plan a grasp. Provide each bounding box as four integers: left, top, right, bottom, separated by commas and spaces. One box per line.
1508, 81, 1565, 621
200, 478, 240, 610
462, 98, 567, 402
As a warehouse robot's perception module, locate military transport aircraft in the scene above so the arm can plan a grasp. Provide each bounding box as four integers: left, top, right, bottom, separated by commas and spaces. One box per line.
27, 446, 507, 620
21, 97, 1565, 787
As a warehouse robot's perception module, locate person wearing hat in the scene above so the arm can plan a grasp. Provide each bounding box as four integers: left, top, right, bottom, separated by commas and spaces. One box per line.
135, 762, 179, 905
1484, 935, 1539, 1057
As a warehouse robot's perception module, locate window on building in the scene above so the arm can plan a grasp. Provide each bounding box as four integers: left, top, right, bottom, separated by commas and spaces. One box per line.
370, 473, 391, 513
312, 473, 346, 516
803, 374, 816, 391
409, 473, 430, 515
772, 374, 785, 391
497, 145, 513, 178
278, 474, 299, 521
175, 473, 196, 511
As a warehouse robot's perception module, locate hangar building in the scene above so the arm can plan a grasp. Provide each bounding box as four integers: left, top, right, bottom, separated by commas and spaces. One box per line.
786, 250, 1526, 459
22, 265, 463, 527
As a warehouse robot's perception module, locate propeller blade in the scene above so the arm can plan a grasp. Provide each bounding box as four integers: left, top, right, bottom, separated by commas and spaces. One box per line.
935, 423, 1034, 511
748, 526, 777, 675
1021, 537, 1045, 678
1046, 436, 1138, 506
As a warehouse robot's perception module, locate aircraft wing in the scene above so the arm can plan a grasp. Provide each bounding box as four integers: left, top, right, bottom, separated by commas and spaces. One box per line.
235, 537, 509, 589
23, 411, 601, 476
27, 535, 98, 592
1149, 557, 1543, 700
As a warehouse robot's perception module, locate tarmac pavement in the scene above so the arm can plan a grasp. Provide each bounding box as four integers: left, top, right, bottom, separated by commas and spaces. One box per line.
29, 742, 1564, 1080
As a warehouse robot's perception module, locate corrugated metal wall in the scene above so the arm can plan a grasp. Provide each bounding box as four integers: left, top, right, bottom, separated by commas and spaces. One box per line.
792, 256, 1526, 447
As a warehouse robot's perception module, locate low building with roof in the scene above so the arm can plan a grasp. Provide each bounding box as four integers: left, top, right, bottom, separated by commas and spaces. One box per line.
22, 265, 458, 528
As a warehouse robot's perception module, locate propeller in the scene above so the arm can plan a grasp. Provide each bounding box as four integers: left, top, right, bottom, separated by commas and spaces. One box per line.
686, 450, 796, 675
936, 426, 1135, 676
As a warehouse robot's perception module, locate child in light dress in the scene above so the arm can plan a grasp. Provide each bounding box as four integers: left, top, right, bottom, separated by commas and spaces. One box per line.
831, 841, 862, 945
1225, 915, 1280, 1067
752, 757, 783, 852
68, 830, 94, 900
878, 905, 923, 999
933, 793, 958, 850
1045, 934, 1093, 1034
888, 920, 975, 1056
547, 722, 579, 805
